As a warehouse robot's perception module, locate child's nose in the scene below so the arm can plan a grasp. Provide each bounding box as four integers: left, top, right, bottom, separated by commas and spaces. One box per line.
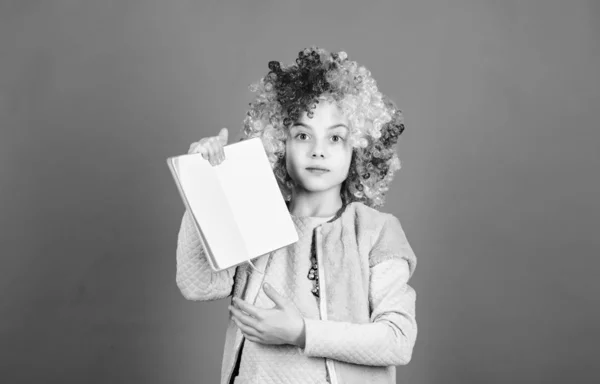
311, 143, 326, 158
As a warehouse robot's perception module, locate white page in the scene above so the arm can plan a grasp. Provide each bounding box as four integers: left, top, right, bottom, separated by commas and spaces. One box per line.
169, 155, 247, 271
216, 138, 299, 259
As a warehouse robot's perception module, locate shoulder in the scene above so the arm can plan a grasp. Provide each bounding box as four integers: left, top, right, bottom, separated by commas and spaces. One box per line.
341, 201, 403, 249
347, 202, 416, 272
349, 201, 401, 233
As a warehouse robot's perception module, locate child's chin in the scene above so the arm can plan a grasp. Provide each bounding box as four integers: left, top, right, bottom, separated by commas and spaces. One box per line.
300, 180, 336, 192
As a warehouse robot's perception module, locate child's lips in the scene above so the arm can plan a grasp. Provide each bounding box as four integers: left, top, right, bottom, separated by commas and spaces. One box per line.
306, 167, 330, 174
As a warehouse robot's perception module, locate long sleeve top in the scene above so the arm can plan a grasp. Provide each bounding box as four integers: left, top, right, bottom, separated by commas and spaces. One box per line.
175, 201, 418, 384
233, 215, 333, 384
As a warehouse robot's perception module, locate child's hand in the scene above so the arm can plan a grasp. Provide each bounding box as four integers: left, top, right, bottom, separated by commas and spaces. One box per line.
229, 283, 306, 348
188, 127, 229, 166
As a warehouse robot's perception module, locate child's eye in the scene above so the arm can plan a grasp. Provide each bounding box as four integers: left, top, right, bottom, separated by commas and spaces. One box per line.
294, 133, 345, 142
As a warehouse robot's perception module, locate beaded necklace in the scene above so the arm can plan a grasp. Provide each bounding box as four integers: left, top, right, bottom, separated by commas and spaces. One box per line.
287, 202, 348, 298
308, 230, 321, 297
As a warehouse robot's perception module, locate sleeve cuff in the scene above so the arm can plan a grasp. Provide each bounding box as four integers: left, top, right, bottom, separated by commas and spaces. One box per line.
298, 318, 328, 357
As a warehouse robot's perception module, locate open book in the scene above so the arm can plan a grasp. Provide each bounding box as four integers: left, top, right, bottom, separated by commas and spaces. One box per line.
167, 137, 299, 272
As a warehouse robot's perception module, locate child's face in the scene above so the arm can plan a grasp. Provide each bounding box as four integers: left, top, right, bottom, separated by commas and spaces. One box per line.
285, 99, 353, 197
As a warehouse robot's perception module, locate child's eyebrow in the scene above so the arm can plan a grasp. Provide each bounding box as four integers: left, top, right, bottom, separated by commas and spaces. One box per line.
291, 122, 349, 130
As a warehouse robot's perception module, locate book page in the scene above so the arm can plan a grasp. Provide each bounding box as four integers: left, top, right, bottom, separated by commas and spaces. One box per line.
215, 138, 299, 260
170, 155, 248, 271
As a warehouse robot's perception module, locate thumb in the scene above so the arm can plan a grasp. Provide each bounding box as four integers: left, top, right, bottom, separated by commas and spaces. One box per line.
218, 127, 228, 146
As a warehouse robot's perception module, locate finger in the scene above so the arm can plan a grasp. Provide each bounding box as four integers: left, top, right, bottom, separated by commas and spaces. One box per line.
215, 137, 225, 163
233, 298, 265, 320
204, 139, 217, 164
218, 129, 228, 162
196, 144, 210, 159
209, 138, 223, 164
243, 334, 262, 343
189, 142, 209, 159
262, 283, 288, 308
218, 127, 228, 146
231, 316, 261, 339
198, 145, 209, 159
229, 305, 260, 329
188, 142, 200, 154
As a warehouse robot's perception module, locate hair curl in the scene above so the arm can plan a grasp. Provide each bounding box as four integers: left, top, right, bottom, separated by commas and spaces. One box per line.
240, 46, 405, 208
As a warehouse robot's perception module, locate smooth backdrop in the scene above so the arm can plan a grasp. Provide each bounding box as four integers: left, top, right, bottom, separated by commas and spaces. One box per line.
1, 0, 599, 383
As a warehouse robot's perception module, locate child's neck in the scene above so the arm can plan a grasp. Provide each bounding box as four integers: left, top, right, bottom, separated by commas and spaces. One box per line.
287, 191, 344, 218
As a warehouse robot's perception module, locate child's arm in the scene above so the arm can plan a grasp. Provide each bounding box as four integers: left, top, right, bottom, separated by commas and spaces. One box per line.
175, 209, 237, 301
299, 215, 417, 366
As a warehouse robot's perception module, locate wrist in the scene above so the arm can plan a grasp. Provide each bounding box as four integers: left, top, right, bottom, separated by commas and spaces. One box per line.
293, 317, 306, 348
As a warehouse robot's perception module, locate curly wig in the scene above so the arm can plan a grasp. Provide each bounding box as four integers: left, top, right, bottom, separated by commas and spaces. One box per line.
240, 46, 406, 208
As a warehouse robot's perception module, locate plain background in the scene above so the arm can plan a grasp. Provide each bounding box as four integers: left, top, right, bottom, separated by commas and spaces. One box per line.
1, 0, 599, 383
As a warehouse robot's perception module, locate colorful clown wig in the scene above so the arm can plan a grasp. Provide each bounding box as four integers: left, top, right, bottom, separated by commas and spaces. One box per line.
241, 46, 406, 208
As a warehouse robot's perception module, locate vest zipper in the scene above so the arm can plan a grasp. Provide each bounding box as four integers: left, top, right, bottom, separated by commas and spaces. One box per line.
315, 227, 339, 384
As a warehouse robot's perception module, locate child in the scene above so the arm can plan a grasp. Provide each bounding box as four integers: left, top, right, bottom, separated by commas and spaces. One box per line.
176, 46, 417, 384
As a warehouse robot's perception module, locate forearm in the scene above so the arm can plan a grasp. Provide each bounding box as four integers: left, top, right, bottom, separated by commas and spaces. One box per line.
300, 257, 418, 366
300, 313, 417, 366
175, 210, 236, 301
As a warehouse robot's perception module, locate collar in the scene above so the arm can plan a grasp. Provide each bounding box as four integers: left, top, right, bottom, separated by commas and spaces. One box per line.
286, 200, 358, 226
